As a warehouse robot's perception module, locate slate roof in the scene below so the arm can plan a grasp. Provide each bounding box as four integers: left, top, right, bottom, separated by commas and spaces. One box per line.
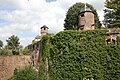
41, 25, 49, 29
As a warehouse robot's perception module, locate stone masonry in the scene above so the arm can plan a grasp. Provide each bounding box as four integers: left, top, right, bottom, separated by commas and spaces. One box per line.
0, 55, 31, 80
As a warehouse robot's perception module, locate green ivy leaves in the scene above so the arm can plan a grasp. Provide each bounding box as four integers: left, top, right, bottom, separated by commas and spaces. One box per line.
40, 30, 120, 80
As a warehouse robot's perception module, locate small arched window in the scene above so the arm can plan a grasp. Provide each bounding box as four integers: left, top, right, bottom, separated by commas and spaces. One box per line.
44, 28, 46, 30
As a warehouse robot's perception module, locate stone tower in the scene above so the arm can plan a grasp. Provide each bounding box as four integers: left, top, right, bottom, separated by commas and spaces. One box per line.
41, 25, 49, 36
78, 4, 95, 30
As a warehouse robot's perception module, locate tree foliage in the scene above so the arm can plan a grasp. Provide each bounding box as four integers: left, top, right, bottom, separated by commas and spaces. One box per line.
6, 35, 20, 55
40, 30, 120, 80
104, 0, 120, 28
0, 40, 9, 56
64, 2, 101, 30
22, 47, 30, 55
0, 40, 3, 49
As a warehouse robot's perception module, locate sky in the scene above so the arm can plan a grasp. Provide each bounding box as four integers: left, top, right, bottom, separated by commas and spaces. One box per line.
0, 0, 105, 47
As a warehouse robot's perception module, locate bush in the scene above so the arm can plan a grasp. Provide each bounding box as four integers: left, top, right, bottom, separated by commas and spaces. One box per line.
22, 47, 30, 55
0, 48, 9, 56
9, 66, 38, 80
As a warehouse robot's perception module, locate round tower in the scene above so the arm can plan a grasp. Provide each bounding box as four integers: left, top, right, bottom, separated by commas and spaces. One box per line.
41, 25, 49, 36
78, 5, 95, 30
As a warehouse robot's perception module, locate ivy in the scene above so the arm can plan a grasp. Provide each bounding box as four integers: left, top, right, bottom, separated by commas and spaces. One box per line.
39, 34, 54, 80
39, 30, 120, 80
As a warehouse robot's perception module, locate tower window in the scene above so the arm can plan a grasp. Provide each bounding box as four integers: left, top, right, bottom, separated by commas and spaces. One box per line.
81, 14, 84, 17
80, 27, 84, 30
44, 28, 46, 30
91, 24, 94, 26
79, 25, 84, 30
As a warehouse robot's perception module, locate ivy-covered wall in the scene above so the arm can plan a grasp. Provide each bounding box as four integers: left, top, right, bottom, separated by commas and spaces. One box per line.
39, 30, 120, 80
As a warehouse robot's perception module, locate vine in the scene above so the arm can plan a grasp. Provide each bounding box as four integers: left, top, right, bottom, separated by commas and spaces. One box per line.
39, 30, 120, 80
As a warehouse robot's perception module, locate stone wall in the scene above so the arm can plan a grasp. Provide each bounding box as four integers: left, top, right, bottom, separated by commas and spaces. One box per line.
79, 12, 95, 30
0, 55, 31, 80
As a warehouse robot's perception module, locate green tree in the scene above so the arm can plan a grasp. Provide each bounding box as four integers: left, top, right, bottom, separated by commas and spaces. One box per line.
0, 40, 3, 49
19, 45, 23, 54
104, 0, 120, 28
6, 35, 20, 55
64, 2, 101, 30
22, 47, 30, 55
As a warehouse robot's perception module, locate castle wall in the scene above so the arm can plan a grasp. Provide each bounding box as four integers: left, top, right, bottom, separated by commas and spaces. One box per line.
0, 55, 31, 80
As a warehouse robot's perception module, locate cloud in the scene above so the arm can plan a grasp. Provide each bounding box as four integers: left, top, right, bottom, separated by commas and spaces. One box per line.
20, 37, 34, 46
0, 0, 105, 46
90, 0, 105, 11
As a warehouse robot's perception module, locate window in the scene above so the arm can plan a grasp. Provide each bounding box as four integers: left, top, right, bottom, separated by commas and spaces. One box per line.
106, 38, 116, 44
80, 27, 84, 30
80, 25, 84, 30
44, 28, 46, 30
81, 14, 84, 17
91, 24, 94, 26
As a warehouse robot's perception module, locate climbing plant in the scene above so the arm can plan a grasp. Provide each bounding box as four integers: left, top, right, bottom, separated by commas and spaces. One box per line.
39, 30, 120, 80
39, 34, 54, 80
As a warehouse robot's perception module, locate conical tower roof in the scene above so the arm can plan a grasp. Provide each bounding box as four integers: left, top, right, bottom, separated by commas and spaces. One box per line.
80, 7, 92, 12
41, 25, 49, 29
79, 4, 94, 14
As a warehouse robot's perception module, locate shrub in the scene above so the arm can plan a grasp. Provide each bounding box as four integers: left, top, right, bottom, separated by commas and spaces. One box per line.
9, 66, 38, 80
22, 47, 30, 55
0, 48, 9, 56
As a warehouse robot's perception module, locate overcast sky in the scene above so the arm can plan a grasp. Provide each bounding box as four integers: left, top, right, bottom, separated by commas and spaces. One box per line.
0, 0, 105, 47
